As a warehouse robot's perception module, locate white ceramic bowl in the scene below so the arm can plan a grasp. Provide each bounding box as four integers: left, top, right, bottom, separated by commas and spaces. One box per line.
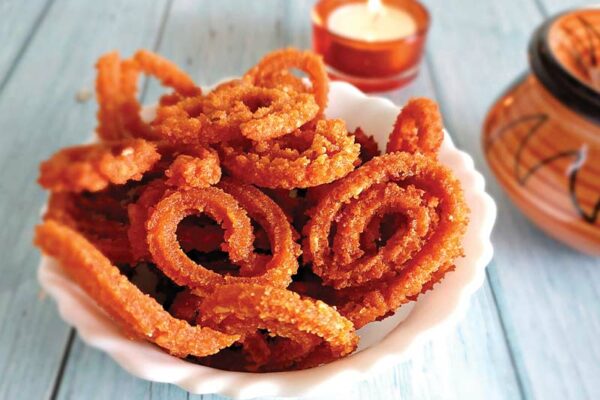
38, 81, 496, 399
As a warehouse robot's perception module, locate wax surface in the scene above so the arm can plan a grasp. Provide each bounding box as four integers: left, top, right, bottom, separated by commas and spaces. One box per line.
327, 3, 417, 41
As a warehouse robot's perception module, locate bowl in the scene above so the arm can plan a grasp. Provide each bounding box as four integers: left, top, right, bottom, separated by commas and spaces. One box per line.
38, 80, 496, 399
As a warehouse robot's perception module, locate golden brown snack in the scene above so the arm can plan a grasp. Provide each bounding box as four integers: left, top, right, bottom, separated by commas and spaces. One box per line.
245, 48, 329, 113
146, 186, 254, 290
218, 178, 301, 285
118, 50, 201, 140
35, 220, 238, 357
146, 181, 300, 293
35, 47, 470, 371
386, 97, 444, 156
95, 52, 126, 141
303, 152, 469, 327
151, 95, 209, 145
38, 139, 160, 193
220, 119, 360, 189
95, 50, 200, 141
199, 284, 358, 371
165, 147, 221, 189
202, 83, 319, 142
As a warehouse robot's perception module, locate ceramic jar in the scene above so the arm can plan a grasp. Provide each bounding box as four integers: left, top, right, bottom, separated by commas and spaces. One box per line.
483, 7, 600, 255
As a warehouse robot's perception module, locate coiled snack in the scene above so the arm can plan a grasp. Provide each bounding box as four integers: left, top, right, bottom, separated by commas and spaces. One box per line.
96, 50, 201, 141
203, 83, 319, 142
35, 220, 238, 358
38, 139, 160, 193
198, 284, 358, 371
386, 97, 444, 156
153, 81, 319, 145
35, 48, 470, 372
220, 119, 360, 189
244, 48, 329, 114
145, 180, 300, 293
303, 152, 469, 327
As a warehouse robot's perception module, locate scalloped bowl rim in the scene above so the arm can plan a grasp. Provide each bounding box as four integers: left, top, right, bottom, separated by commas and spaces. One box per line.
38, 80, 497, 399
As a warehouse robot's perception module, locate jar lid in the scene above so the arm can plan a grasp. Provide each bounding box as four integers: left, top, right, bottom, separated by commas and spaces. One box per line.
529, 7, 600, 123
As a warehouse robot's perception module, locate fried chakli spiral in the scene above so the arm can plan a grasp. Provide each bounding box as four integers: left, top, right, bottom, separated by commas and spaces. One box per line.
154, 83, 319, 145
96, 50, 201, 141
218, 178, 301, 286
119, 50, 202, 140
198, 284, 358, 371
328, 183, 438, 288
245, 48, 329, 114
38, 139, 160, 193
203, 83, 319, 142
146, 181, 300, 292
146, 186, 254, 289
303, 152, 469, 327
169, 290, 319, 371
35, 220, 238, 357
221, 119, 360, 189
386, 97, 444, 156
35, 48, 472, 371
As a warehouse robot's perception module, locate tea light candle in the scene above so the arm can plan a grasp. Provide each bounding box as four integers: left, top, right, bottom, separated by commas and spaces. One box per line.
312, 0, 430, 92
328, 0, 417, 42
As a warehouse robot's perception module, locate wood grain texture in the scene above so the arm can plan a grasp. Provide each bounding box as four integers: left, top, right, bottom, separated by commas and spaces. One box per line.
424, 0, 600, 399
0, 0, 54, 89
0, 0, 168, 399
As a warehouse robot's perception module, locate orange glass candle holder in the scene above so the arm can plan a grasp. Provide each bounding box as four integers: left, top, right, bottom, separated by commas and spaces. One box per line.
312, 0, 430, 92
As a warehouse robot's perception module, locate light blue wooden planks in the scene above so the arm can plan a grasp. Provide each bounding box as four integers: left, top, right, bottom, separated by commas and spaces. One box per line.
56, 336, 188, 400
0, 0, 169, 399
0, 0, 54, 89
424, 0, 600, 399
538, 0, 595, 14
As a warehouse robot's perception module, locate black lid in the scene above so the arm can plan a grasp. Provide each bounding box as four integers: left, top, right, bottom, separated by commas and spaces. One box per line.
529, 9, 600, 124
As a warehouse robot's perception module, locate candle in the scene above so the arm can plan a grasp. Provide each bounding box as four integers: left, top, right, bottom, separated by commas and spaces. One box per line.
328, 0, 417, 42
312, 0, 430, 92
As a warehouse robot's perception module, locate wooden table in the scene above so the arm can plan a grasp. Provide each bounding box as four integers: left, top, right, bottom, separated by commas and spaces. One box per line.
1, 0, 598, 399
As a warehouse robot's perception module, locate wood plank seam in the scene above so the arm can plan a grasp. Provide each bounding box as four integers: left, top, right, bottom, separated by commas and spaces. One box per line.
48, 330, 75, 400
485, 263, 529, 400
423, 48, 530, 400
532, 0, 549, 16
0, 0, 56, 98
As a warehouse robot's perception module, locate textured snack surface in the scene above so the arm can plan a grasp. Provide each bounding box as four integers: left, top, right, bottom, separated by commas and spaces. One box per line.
34, 48, 469, 372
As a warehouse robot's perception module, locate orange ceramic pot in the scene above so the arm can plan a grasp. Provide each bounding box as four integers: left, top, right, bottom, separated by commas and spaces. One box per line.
483, 7, 600, 255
